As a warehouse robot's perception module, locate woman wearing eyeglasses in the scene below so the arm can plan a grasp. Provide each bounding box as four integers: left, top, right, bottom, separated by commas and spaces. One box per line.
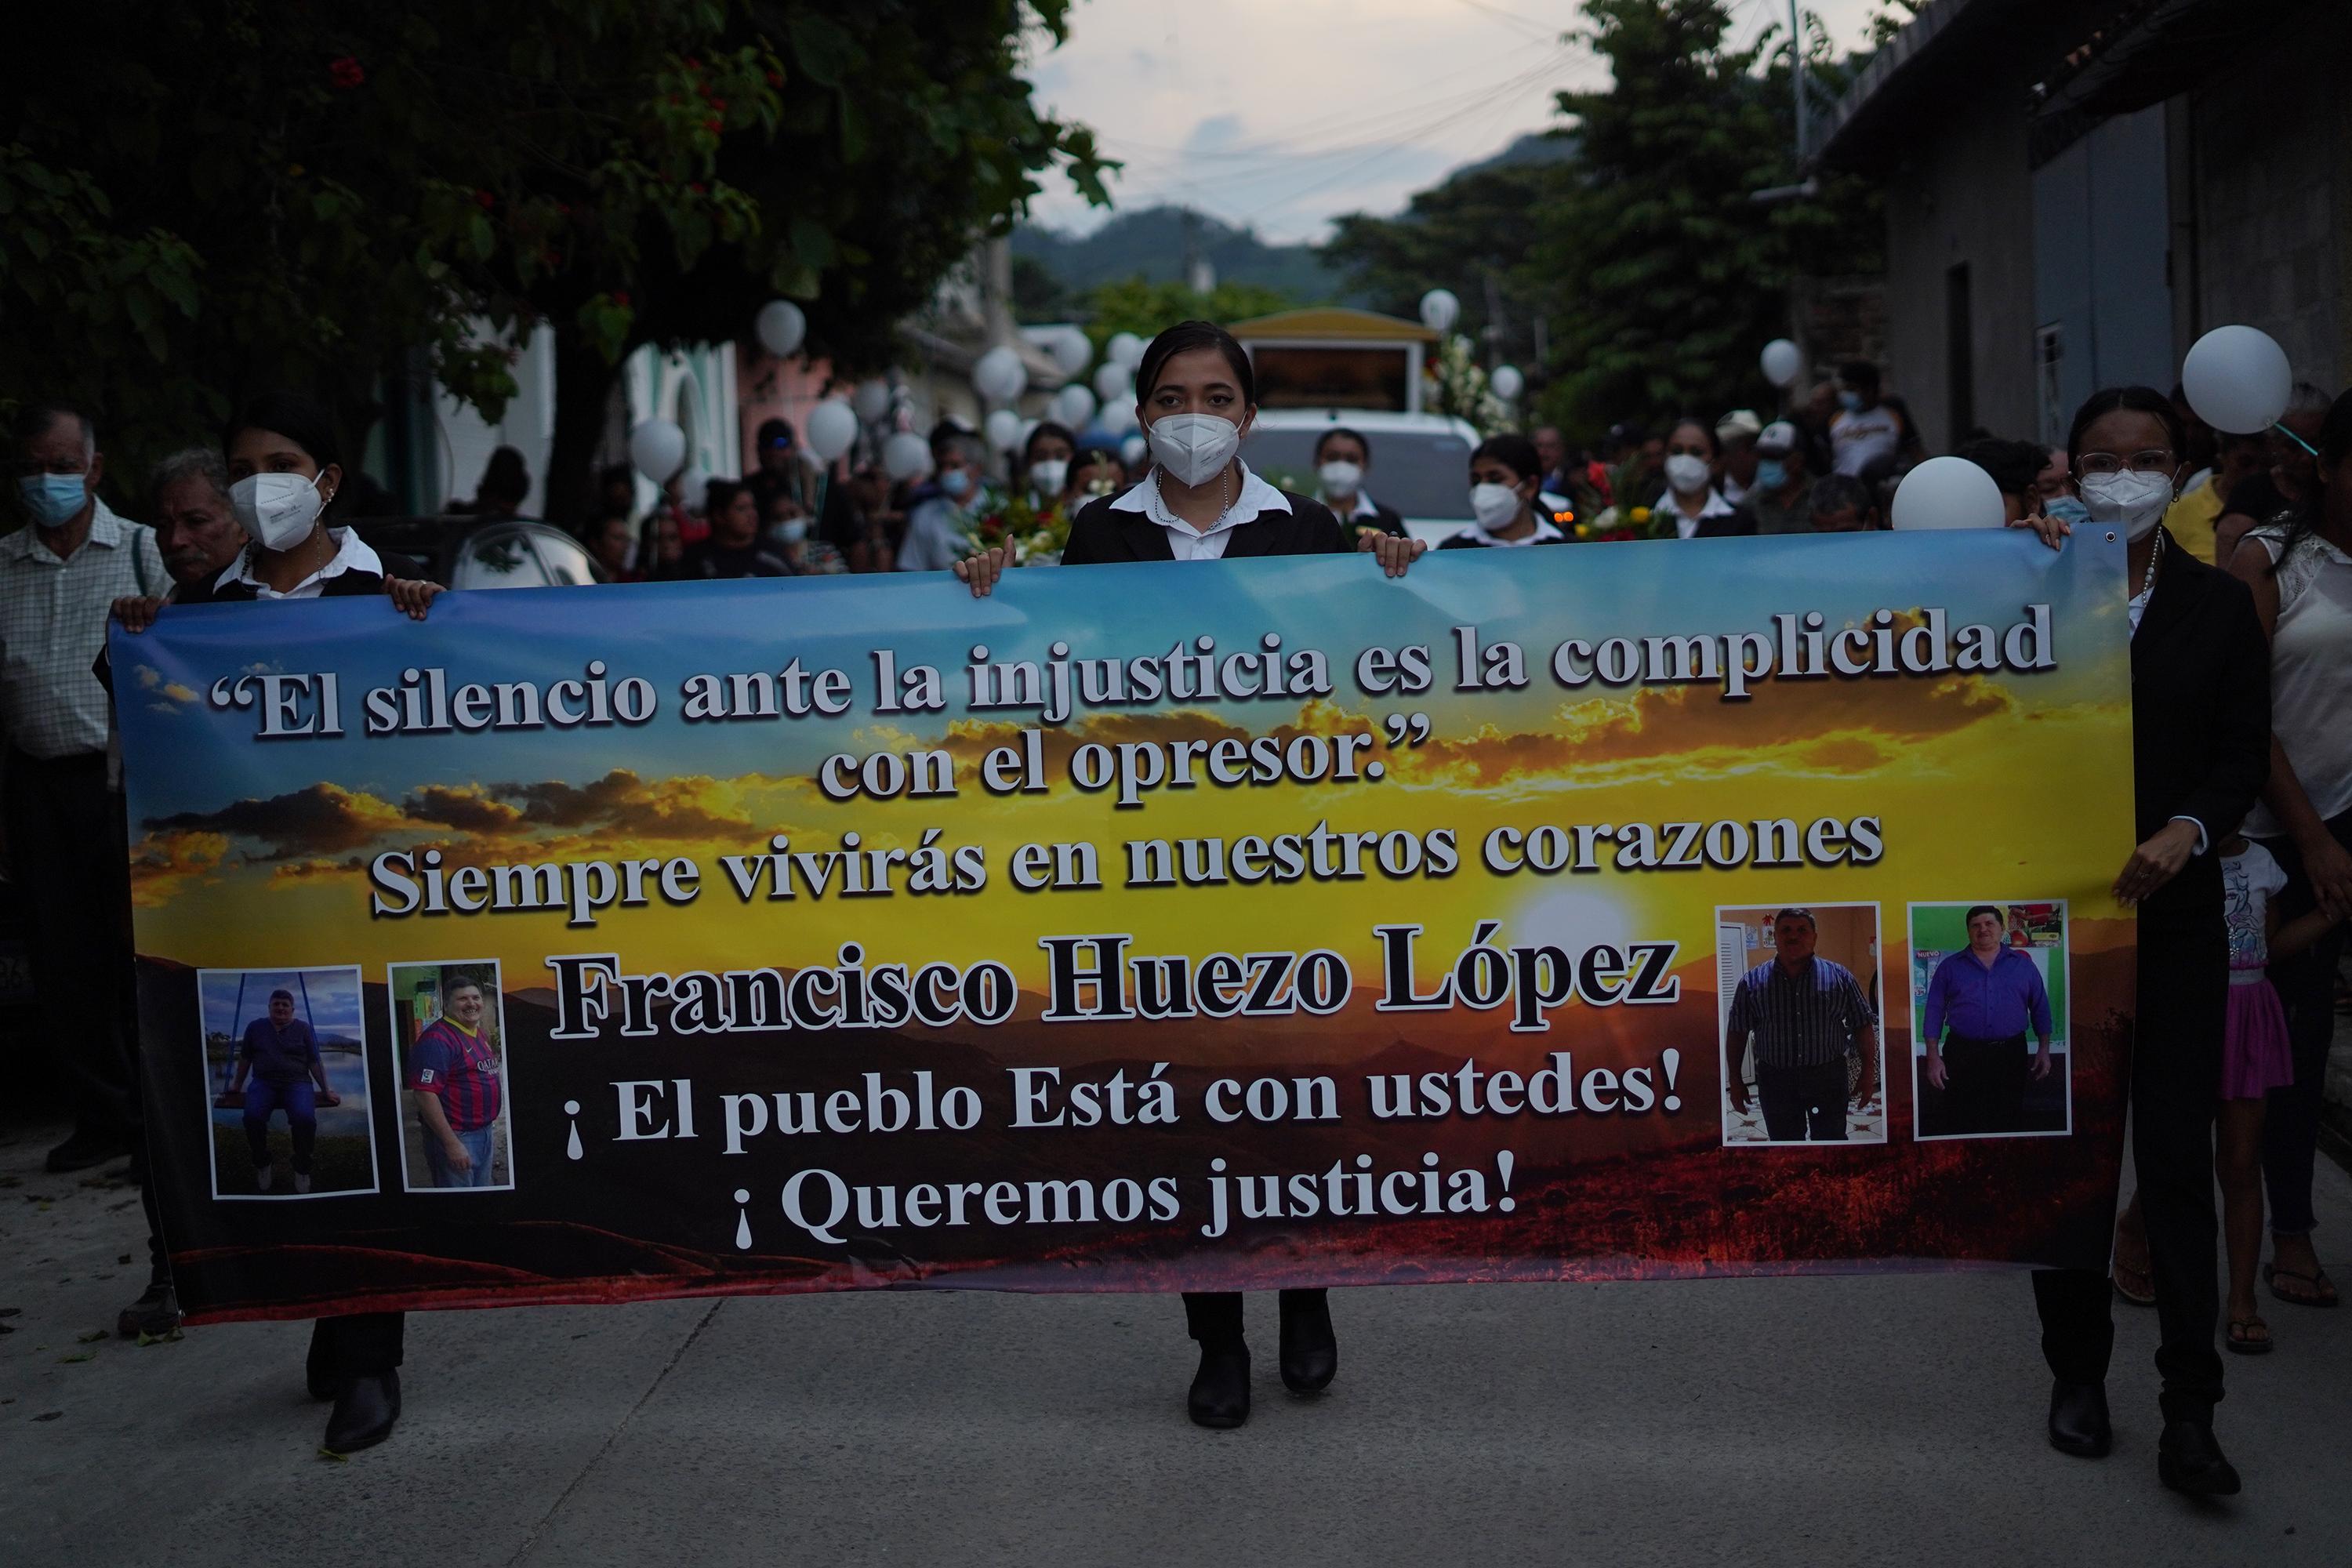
2013, 386, 2270, 1496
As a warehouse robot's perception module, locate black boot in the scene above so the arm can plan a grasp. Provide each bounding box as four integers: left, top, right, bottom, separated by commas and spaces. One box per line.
2046, 1380, 2111, 1457
1188, 1341, 1250, 1429
305, 1320, 336, 1402
1278, 1292, 1337, 1394
323, 1370, 401, 1454
2157, 1420, 2241, 1496
116, 1282, 181, 1340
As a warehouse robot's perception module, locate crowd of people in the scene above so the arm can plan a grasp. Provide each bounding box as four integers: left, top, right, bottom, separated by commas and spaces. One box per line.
1, 317, 2346, 1483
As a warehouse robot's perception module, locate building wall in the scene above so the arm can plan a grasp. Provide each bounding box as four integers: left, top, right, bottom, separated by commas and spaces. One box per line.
1878, 67, 2041, 452
2190, 16, 2349, 393
2031, 104, 2176, 444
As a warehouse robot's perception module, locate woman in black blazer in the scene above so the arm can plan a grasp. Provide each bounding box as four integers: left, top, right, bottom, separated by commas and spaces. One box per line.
958, 321, 1423, 1428
2017, 386, 2270, 1497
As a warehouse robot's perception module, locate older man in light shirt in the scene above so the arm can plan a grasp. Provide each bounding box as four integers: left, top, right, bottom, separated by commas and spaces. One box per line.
2, 405, 165, 1173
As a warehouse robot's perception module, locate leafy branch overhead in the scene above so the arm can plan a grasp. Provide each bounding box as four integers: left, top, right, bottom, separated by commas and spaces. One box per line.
0, 0, 1111, 486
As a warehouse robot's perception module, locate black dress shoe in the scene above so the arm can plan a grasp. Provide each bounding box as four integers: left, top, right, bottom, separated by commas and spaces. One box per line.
2047, 1380, 2111, 1457
1279, 1293, 1338, 1394
46, 1129, 130, 1174
1188, 1341, 1250, 1428
2158, 1420, 2241, 1496
323, 1370, 401, 1454
116, 1283, 182, 1340
306, 1320, 336, 1402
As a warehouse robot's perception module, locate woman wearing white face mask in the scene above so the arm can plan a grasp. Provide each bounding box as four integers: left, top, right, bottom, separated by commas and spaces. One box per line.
1313, 426, 1406, 544
1021, 421, 1076, 512
2013, 384, 2271, 1496
1439, 434, 1562, 547
958, 319, 1423, 590
954, 321, 1421, 1431
183, 391, 437, 616
1654, 418, 1755, 539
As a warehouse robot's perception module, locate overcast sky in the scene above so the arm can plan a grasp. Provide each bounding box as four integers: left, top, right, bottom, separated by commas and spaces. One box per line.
1023, 0, 1888, 245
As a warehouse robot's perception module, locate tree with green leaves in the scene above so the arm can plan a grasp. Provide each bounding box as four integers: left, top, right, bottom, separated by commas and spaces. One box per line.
2, 1, 1108, 524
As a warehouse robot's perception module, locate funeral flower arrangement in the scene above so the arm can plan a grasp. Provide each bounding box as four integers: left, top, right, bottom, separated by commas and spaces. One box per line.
959, 488, 1072, 566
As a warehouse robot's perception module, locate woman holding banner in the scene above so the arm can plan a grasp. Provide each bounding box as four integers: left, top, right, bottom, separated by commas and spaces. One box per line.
201, 391, 437, 1454
956, 320, 1424, 1428
2015, 387, 2270, 1496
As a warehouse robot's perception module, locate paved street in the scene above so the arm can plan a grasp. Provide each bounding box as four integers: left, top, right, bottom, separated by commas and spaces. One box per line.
5, 1119, 2349, 1567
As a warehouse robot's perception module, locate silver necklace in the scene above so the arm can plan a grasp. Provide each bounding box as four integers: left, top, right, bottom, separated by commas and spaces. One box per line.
2138, 526, 2164, 600
1151, 466, 1236, 534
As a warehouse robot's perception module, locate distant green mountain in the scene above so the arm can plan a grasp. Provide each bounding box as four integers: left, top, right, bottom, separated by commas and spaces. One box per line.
1012, 206, 1355, 318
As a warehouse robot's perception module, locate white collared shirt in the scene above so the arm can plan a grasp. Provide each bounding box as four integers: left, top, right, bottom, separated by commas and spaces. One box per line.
220, 527, 383, 601
0, 500, 165, 759
1444, 518, 1566, 549
1658, 487, 1737, 539
1111, 463, 1292, 561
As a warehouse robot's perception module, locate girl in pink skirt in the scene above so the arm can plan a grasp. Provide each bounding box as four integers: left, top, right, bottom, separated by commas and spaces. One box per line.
2112, 828, 2338, 1352
2214, 829, 2336, 1352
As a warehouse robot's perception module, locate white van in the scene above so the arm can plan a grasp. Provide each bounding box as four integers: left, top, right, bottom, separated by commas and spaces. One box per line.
1241, 408, 1480, 547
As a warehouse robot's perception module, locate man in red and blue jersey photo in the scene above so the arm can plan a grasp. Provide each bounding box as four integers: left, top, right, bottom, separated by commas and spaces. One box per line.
405, 976, 504, 1189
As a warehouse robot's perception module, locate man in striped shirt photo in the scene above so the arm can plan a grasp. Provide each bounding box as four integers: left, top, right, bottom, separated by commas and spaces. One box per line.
405, 976, 505, 1189
1725, 909, 1882, 1143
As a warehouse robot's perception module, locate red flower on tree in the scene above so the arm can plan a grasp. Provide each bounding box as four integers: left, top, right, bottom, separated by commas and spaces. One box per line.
474, 189, 495, 209
612, 290, 632, 308
328, 56, 365, 89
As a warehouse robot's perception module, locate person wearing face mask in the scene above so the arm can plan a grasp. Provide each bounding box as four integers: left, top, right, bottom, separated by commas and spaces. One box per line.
1830, 361, 1902, 477
2212, 382, 2332, 571
1, 405, 164, 1177
2012, 385, 2270, 1496
1714, 410, 1764, 506
1654, 419, 1755, 539
768, 492, 847, 575
898, 432, 991, 574
171, 392, 443, 1454
1021, 422, 1077, 513
1440, 434, 1564, 547
1314, 427, 1406, 543
954, 319, 1422, 1429
175, 393, 437, 619
1745, 422, 1816, 535
2224, 388, 2352, 1318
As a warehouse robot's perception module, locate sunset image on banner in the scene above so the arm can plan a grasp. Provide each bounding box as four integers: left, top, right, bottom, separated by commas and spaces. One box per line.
115, 530, 2136, 1323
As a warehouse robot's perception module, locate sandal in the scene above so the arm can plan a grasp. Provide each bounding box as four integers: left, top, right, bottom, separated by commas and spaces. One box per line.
2268, 1262, 2339, 1308
2226, 1316, 2274, 1355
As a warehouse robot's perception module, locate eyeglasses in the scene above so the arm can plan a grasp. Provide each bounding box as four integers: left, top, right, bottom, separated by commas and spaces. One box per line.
2074, 450, 2175, 477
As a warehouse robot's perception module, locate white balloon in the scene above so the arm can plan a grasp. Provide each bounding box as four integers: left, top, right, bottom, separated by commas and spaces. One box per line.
852, 377, 893, 423
1419, 289, 1461, 333
755, 299, 807, 358
1891, 456, 2005, 531
1053, 384, 1097, 429
2182, 325, 2294, 435
1490, 365, 1524, 401
882, 430, 934, 482
1106, 332, 1145, 371
1760, 338, 1804, 389
1120, 434, 1150, 467
1093, 362, 1131, 402
626, 419, 686, 483
803, 399, 858, 462
1047, 327, 1092, 377
677, 467, 711, 513
1100, 400, 1139, 435
972, 345, 1027, 405
985, 408, 1024, 452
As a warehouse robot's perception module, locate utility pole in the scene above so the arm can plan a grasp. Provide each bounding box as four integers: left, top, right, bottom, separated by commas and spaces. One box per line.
1790, 0, 1807, 162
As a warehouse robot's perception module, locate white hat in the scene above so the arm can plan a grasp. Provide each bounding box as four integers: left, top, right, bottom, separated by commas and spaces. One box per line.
1755, 420, 1799, 454
1715, 408, 1764, 441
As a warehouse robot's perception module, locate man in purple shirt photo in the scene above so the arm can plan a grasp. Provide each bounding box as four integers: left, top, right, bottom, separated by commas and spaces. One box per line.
1922, 906, 2056, 1134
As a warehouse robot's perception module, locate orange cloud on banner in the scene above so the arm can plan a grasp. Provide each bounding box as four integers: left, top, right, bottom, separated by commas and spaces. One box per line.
127, 829, 229, 906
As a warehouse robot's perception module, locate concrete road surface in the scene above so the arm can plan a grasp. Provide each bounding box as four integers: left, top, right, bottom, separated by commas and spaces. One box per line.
4, 1118, 2347, 1568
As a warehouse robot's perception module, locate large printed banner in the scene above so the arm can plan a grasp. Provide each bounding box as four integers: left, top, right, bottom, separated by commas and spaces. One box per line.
118, 532, 2137, 1323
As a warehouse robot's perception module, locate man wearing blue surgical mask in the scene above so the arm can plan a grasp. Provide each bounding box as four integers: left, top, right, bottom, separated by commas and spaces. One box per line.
1830, 361, 1902, 477
2, 404, 165, 1175
897, 430, 990, 573
1746, 421, 1817, 534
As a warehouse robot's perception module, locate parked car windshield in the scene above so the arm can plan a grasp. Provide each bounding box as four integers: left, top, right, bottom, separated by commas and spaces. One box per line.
450, 524, 601, 590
